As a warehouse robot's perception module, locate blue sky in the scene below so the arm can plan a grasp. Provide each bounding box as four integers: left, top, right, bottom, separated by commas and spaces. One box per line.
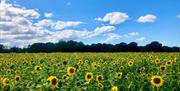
0, 0, 180, 47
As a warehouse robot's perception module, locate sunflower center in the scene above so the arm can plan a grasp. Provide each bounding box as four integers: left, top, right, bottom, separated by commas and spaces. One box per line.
161, 67, 165, 70
70, 68, 74, 73
87, 74, 92, 79
37, 67, 40, 70
167, 62, 170, 64
16, 77, 20, 81
51, 78, 57, 85
153, 78, 161, 84
98, 76, 102, 81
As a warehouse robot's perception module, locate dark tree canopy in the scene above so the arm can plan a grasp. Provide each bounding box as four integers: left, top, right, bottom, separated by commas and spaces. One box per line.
0, 40, 179, 53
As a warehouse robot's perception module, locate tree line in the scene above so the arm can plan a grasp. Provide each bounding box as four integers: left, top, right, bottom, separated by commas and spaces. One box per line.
0, 40, 180, 53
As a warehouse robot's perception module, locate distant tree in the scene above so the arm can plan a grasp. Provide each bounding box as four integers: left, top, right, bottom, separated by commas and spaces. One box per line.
145, 41, 163, 52
44, 42, 57, 52
28, 43, 46, 52
127, 42, 139, 52
10, 47, 23, 53
0, 44, 4, 52
0, 40, 180, 53
162, 46, 172, 52
115, 42, 128, 52
172, 47, 180, 52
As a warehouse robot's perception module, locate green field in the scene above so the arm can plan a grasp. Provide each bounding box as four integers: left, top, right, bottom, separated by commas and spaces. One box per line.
0, 53, 179, 91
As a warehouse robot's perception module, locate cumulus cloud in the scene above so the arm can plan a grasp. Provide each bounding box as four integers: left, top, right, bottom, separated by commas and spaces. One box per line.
0, 1, 85, 47
136, 37, 146, 41
95, 12, 129, 25
0, 0, 117, 47
87, 26, 115, 38
101, 33, 121, 43
53, 21, 82, 30
44, 12, 53, 18
124, 32, 139, 38
137, 14, 157, 23
0, 0, 40, 20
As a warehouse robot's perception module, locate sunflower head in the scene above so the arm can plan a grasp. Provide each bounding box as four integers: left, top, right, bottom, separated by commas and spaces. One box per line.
47, 76, 59, 89
116, 72, 123, 79
119, 66, 124, 71
160, 65, 167, 71
150, 75, 164, 88
34, 65, 41, 72
98, 83, 104, 89
2, 78, 9, 86
62, 74, 68, 81
15, 70, 20, 75
15, 75, 20, 82
111, 86, 118, 91
128, 61, 134, 67
85, 72, 93, 82
6, 69, 12, 74
78, 60, 84, 65
96, 75, 103, 82
92, 62, 98, 69
166, 61, 172, 66
67, 66, 76, 76
140, 67, 145, 73
155, 59, 160, 64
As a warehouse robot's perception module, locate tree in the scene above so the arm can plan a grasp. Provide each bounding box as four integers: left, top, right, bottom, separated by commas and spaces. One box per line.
145, 41, 163, 52
127, 42, 139, 52
0, 44, 5, 52
115, 42, 128, 52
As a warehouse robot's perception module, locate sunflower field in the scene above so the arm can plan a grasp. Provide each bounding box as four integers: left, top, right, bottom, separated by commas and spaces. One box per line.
0, 53, 179, 91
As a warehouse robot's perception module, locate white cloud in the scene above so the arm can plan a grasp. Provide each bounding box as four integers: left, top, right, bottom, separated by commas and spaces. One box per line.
95, 12, 129, 25
124, 32, 139, 38
53, 21, 82, 30
0, 0, 40, 20
88, 26, 115, 38
44, 12, 53, 18
34, 19, 53, 27
0, 1, 124, 47
137, 14, 157, 23
177, 14, 180, 18
101, 33, 121, 43
136, 37, 146, 41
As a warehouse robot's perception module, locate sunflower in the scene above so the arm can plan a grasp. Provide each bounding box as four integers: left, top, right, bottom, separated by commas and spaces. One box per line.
15, 70, 20, 75
92, 62, 97, 69
166, 61, 172, 66
160, 65, 167, 71
6, 69, 12, 74
119, 66, 124, 71
140, 67, 145, 73
62, 74, 68, 81
116, 72, 123, 79
128, 61, 134, 67
98, 83, 104, 89
15, 75, 20, 82
67, 66, 76, 76
96, 75, 103, 82
111, 86, 118, 91
85, 72, 93, 82
47, 76, 59, 89
150, 75, 164, 88
34, 65, 41, 72
78, 60, 84, 65
155, 59, 160, 64
2, 78, 9, 86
